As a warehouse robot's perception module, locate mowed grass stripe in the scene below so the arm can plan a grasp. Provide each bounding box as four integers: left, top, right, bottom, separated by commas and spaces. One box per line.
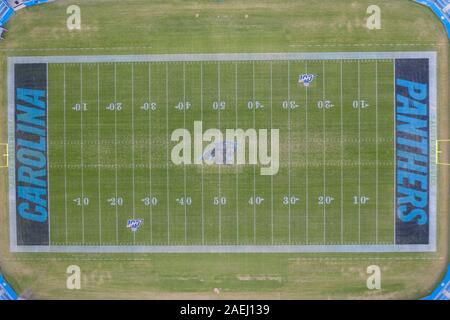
48, 59, 396, 246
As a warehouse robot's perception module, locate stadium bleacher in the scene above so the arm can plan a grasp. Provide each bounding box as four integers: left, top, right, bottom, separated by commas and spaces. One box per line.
7, 0, 52, 10
0, 0, 53, 39
0, 0, 13, 25
423, 265, 450, 300
414, 0, 450, 39
0, 274, 18, 300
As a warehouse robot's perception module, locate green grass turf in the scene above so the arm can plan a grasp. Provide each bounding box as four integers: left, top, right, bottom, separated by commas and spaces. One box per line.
0, 0, 448, 299
47, 58, 395, 247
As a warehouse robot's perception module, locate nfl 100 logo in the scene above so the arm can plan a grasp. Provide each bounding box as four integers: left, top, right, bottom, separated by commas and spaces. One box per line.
298, 73, 316, 87
127, 219, 144, 232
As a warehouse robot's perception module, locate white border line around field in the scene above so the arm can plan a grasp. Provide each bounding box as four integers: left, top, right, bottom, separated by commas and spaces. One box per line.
7, 51, 438, 64
7, 52, 437, 253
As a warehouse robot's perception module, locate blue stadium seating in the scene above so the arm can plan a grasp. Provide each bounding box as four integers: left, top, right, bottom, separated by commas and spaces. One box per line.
0, 0, 53, 39
0, 274, 18, 300
0, 0, 14, 26
423, 265, 450, 300
414, 0, 450, 39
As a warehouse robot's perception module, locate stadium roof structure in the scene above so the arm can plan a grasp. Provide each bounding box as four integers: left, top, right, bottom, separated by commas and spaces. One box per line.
414, 0, 450, 39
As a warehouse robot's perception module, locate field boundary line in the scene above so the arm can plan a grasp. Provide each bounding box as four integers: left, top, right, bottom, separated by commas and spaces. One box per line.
10, 244, 438, 253
0, 43, 444, 53
8, 52, 437, 64
1, 256, 443, 262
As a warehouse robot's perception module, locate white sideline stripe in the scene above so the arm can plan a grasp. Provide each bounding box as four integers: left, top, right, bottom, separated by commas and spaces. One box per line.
8, 52, 438, 64
8, 52, 436, 252
10, 244, 436, 253
444, 4, 450, 12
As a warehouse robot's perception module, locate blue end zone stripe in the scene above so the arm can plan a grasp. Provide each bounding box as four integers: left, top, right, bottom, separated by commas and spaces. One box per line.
395, 59, 430, 245
14, 63, 49, 246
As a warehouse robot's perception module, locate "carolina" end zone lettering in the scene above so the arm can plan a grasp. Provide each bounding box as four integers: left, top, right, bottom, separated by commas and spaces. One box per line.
16, 88, 48, 223
14, 63, 49, 246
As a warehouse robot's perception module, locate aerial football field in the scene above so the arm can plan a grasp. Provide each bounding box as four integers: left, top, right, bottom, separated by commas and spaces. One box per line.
0, 0, 449, 299
9, 53, 436, 251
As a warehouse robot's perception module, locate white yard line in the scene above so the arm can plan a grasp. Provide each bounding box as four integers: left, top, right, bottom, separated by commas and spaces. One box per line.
287, 60, 291, 244
375, 60, 379, 244
322, 61, 326, 244
252, 61, 257, 244
114, 63, 119, 244
235, 62, 239, 244
357, 60, 361, 244
218, 62, 222, 244
63, 65, 68, 244
97, 64, 102, 245
183, 62, 187, 244
148, 64, 153, 245
270, 61, 274, 245
80, 64, 85, 244
305, 61, 309, 244
131, 63, 136, 244
200, 62, 205, 245
340, 60, 344, 244
14, 52, 437, 64
166, 63, 170, 245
